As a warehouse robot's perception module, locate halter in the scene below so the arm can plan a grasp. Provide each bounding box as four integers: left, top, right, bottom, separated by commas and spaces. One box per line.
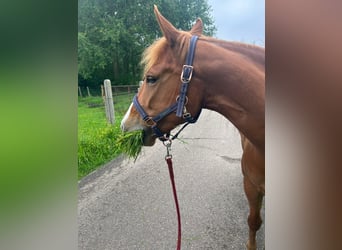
133, 35, 200, 140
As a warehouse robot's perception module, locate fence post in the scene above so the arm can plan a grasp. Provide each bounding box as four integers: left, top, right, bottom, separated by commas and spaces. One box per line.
101, 85, 104, 97
86, 86, 91, 97
78, 86, 83, 97
103, 79, 115, 124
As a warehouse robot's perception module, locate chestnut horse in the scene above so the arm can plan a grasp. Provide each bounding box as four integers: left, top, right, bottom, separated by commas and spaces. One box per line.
121, 6, 264, 250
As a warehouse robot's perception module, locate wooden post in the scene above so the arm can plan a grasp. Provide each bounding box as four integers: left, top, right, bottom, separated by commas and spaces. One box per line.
78, 86, 83, 97
103, 79, 115, 124
101, 85, 104, 97
86, 86, 91, 97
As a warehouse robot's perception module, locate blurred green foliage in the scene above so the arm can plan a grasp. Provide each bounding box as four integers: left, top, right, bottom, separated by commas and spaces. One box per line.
78, 0, 216, 87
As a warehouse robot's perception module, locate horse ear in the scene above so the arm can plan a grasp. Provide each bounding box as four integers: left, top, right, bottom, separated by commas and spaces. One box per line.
154, 5, 180, 46
190, 18, 203, 36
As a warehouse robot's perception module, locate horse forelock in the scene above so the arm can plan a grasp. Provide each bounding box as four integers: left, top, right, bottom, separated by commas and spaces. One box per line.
141, 37, 166, 75
141, 32, 191, 76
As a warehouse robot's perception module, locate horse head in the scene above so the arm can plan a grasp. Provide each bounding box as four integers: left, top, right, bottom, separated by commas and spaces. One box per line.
121, 6, 204, 146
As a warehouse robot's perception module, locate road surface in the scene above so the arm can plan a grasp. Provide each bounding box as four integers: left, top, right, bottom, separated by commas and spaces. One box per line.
78, 109, 265, 249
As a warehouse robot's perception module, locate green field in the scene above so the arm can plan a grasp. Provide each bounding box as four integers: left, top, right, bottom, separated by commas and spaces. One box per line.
78, 94, 136, 179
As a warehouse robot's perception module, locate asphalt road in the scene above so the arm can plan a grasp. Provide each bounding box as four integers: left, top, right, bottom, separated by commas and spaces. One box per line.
78, 109, 265, 250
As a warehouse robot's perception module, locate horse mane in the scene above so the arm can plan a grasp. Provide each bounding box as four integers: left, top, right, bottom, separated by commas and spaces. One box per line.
199, 36, 265, 67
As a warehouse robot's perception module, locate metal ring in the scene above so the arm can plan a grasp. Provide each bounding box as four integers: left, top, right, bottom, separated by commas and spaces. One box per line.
175, 95, 188, 105
163, 138, 172, 147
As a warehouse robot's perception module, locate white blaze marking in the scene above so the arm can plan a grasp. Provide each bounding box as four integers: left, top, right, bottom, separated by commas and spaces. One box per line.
120, 103, 133, 131
120, 103, 144, 132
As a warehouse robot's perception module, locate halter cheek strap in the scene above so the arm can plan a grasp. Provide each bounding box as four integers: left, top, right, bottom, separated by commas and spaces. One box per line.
133, 35, 200, 140
176, 35, 198, 117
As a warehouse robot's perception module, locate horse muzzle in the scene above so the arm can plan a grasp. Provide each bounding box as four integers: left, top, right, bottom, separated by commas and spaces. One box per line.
120, 104, 158, 146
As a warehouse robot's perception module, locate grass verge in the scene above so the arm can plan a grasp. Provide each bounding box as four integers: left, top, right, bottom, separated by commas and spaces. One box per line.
78, 95, 142, 179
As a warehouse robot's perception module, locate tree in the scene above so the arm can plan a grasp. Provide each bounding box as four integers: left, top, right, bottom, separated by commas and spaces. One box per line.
78, 0, 216, 88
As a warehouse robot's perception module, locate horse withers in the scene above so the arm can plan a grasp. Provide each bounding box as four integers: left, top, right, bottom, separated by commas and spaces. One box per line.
121, 6, 264, 250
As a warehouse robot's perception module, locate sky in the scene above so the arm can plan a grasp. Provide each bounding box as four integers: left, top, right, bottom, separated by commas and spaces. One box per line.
207, 0, 265, 46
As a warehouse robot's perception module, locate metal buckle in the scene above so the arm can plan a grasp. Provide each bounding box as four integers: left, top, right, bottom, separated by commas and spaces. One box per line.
180, 65, 193, 83
144, 117, 157, 127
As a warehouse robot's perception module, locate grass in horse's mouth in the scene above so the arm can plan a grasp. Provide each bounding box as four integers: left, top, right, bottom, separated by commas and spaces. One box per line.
116, 130, 144, 160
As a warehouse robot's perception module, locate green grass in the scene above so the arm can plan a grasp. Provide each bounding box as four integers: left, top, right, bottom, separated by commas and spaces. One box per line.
78, 95, 143, 179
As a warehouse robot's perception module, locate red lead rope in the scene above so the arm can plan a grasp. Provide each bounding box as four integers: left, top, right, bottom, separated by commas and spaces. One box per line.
165, 156, 182, 250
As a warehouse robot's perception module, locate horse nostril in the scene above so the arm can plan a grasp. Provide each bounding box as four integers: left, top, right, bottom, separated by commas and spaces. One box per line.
120, 121, 126, 132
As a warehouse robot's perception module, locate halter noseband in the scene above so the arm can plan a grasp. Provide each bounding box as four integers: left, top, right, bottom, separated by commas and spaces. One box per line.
133, 35, 200, 140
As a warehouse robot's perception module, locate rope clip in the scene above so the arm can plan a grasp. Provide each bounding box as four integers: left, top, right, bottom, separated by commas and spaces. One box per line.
163, 137, 172, 160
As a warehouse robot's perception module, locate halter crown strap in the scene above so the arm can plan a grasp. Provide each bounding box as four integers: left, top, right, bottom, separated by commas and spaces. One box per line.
185, 35, 198, 66
176, 35, 198, 117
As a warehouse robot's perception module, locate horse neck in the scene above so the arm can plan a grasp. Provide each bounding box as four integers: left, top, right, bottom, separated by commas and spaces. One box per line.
209, 39, 265, 70
195, 40, 265, 147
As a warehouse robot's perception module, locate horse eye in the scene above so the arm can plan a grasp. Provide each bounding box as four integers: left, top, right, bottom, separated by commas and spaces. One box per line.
146, 76, 157, 85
